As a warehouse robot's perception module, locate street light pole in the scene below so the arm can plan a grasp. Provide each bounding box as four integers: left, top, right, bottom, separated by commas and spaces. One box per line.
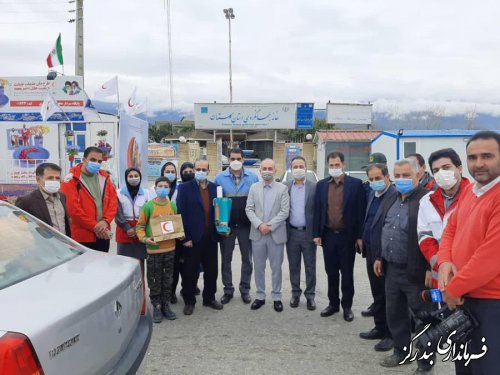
223, 8, 235, 146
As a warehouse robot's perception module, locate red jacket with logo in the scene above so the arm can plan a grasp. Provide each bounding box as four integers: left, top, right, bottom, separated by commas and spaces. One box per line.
61, 163, 118, 243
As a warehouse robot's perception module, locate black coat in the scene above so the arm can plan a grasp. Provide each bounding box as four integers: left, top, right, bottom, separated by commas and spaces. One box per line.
373, 186, 428, 284
16, 188, 71, 237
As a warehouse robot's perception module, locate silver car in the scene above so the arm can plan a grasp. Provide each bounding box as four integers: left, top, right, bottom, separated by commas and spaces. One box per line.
0, 202, 151, 375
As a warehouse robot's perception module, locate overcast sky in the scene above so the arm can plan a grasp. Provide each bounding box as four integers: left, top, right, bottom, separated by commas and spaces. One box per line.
2, 0, 500, 116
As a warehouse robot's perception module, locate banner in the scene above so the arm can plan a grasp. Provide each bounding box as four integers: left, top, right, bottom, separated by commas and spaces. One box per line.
326, 103, 373, 125
194, 103, 297, 130
147, 143, 179, 177
118, 112, 149, 187
286, 143, 302, 170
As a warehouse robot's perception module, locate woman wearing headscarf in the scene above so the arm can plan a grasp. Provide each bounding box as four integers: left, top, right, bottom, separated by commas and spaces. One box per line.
115, 168, 154, 277
161, 162, 179, 203
170, 161, 198, 303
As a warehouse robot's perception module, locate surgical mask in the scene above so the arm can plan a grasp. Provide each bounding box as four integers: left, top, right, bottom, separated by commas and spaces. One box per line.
182, 172, 195, 182
261, 171, 274, 182
195, 171, 207, 182
164, 172, 177, 182
86, 161, 101, 174
395, 178, 415, 194
292, 168, 306, 180
156, 187, 170, 199
230, 160, 243, 171
44, 180, 60, 194
127, 177, 141, 186
369, 180, 386, 192
434, 169, 458, 190
329, 168, 343, 178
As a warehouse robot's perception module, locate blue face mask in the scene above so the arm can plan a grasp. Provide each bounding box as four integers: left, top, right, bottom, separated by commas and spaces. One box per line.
86, 161, 101, 174
195, 171, 207, 182
369, 180, 387, 192
395, 178, 415, 194
156, 187, 170, 199
164, 172, 177, 183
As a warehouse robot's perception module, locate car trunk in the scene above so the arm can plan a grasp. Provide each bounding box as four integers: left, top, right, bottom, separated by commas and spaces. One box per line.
0, 250, 144, 375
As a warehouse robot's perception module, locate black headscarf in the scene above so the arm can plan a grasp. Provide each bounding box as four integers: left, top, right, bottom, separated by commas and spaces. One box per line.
180, 162, 195, 182
125, 167, 142, 200
161, 161, 178, 199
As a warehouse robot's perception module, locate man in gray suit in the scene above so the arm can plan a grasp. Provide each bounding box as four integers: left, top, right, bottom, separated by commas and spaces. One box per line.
285, 156, 317, 310
245, 158, 290, 312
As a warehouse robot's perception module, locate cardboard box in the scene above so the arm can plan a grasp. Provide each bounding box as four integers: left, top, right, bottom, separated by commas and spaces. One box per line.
150, 214, 185, 242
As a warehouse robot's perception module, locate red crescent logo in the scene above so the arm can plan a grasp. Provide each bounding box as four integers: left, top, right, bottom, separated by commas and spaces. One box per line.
128, 99, 134, 107
102, 84, 107, 89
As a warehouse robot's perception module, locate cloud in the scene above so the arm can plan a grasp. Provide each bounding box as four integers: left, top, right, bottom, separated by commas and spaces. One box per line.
2, 0, 500, 115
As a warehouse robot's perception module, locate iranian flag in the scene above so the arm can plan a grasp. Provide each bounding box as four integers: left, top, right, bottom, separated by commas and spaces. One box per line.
47, 33, 63, 68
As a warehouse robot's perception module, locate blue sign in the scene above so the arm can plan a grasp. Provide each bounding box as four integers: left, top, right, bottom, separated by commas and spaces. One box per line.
296, 103, 314, 129
0, 112, 84, 122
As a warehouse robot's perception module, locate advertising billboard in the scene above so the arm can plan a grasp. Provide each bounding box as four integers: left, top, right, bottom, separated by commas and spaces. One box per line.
326, 103, 372, 125
194, 103, 297, 130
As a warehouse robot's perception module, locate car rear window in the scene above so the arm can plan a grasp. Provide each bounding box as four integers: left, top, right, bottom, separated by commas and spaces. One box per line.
0, 204, 84, 290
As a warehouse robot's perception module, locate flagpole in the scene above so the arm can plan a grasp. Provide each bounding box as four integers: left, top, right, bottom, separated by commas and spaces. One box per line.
116, 77, 120, 118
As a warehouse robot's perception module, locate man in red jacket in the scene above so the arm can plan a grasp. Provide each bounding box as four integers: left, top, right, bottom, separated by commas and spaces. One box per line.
438, 131, 500, 375
418, 148, 470, 289
61, 146, 118, 252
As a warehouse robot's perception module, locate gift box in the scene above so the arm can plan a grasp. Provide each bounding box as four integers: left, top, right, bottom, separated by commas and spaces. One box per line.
150, 214, 185, 242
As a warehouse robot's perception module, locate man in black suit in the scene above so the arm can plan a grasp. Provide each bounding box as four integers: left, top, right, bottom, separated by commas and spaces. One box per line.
359, 163, 396, 352
16, 162, 71, 237
176, 159, 224, 315
313, 152, 366, 322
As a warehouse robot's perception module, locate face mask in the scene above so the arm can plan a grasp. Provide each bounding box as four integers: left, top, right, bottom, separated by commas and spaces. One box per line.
261, 171, 274, 182
434, 169, 458, 190
44, 180, 60, 194
86, 161, 101, 174
230, 160, 243, 171
292, 168, 306, 180
156, 187, 170, 199
329, 168, 343, 178
164, 172, 177, 182
127, 177, 141, 187
395, 178, 415, 194
182, 172, 195, 182
369, 180, 386, 192
195, 171, 207, 182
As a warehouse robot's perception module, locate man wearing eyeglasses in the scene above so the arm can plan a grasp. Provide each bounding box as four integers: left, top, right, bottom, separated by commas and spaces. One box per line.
215, 148, 259, 305
176, 158, 224, 315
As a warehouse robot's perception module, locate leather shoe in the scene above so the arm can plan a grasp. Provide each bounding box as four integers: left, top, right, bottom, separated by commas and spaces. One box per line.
361, 303, 375, 317
251, 299, 265, 310
359, 328, 384, 340
274, 301, 283, 312
374, 337, 394, 352
306, 299, 316, 311
289, 296, 299, 308
320, 305, 339, 317
241, 294, 251, 304
183, 304, 194, 315
221, 293, 233, 304
203, 300, 223, 310
343, 308, 354, 322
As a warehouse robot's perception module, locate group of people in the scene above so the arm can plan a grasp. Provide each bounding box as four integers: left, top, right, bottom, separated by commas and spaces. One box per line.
14, 130, 500, 375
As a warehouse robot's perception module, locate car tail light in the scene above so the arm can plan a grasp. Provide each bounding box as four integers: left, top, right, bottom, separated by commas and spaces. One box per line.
0, 332, 44, 375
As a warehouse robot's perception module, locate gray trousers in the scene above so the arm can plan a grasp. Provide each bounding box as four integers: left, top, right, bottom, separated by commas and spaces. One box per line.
286, 228, 316, 299
220, 225, 253, 296
252, 235, 284, 301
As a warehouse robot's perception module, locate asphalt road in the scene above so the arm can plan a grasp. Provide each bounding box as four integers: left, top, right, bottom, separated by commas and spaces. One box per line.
117, 240, 455, 375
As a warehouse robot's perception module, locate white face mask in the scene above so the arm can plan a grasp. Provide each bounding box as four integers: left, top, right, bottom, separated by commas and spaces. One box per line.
292, 168, 306, 180
44, 180, 60, 194
329, 168, 343, 178
230, 160, 243, 171
434, 169, 458, 190
127, 177, 141, 187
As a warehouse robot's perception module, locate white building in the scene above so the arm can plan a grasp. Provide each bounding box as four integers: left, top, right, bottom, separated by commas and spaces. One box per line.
370, 129, 490, 179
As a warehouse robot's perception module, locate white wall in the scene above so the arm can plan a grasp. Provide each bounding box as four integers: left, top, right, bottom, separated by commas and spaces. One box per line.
316, 140, 327, 179
372, 134, 472, 180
